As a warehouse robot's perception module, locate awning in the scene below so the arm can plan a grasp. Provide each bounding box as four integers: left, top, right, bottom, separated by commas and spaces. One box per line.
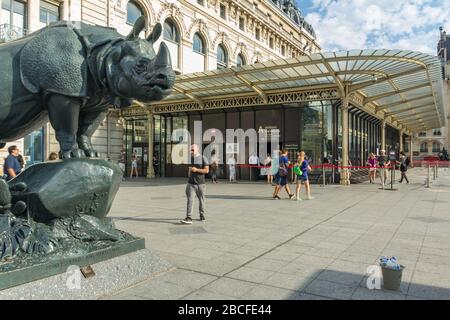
150, 49, 447, 133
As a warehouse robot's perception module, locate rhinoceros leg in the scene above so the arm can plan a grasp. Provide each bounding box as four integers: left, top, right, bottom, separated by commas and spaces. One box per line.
47, 94, 85, 159
77, 110, 107, 158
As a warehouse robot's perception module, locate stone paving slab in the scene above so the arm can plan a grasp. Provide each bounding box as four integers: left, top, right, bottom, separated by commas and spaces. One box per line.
103, 167, 450, 300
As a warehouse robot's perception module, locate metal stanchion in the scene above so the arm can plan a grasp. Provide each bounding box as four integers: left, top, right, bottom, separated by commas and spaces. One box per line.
425, 163, 430, 188
433, 163, 437, 180
322, 163, 326, 187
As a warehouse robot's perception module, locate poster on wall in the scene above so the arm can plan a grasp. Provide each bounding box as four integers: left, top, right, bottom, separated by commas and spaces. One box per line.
226, 143, 239, 154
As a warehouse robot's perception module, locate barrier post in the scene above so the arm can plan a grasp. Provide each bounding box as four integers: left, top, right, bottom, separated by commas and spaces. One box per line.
433, 162, 437, 180
322, 163, 326, 187
426, 163, 430, 188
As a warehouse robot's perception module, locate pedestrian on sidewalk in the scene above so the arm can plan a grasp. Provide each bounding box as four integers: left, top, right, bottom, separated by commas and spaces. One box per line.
377, 150, 390, 189
130, 152, 138, 179
263, 153, 273, 185
227, 154, 236, 183
181, 144, 209, 225
210, 151, 219, 184
273, 149, 294, 200
398, 151, 409, 184
3, 145, 22, 181
294, 151, 314, 200
367, 153, 377, 184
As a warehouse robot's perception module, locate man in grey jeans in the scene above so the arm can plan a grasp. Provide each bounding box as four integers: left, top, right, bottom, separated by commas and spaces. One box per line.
180, 144, 209, 224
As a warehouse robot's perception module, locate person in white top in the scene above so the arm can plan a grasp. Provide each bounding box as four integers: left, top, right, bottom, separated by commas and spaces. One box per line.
227, 155, 236, 182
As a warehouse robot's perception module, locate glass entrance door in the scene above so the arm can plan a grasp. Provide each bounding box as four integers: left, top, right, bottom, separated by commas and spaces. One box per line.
124, 118, 149, 177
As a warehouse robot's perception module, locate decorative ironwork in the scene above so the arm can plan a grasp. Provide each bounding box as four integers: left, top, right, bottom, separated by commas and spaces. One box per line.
151, 88, 339, 114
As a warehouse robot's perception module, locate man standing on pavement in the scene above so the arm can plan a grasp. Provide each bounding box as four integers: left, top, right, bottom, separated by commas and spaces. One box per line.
3, 145, 22, 181
181, 144, 209, 224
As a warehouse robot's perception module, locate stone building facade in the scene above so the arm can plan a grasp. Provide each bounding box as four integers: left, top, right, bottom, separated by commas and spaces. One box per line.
411, 27, 450, 161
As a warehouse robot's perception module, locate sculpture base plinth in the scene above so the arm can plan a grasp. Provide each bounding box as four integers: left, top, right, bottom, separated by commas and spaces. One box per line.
0, 235, 145, 291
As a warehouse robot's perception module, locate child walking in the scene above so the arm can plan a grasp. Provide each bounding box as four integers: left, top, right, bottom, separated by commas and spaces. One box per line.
294, 151, 314, 201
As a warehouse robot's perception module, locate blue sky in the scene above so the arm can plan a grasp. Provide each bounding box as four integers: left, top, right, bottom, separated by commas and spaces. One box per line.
295, 0, 450, 55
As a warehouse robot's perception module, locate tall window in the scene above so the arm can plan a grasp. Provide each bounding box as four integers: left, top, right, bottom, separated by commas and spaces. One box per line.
197, 0, 204, 5
163, 19, 180, 68
163, 19, 179, 43
269, 37, 274, 49
1, 0, 27, 29
255, 27, 260, 41
220, 3, 226, 19
432, 142, 441, 152
236, 53, 245, 67
217, 44, 227, 69
420, 142, 428, 153
239, 17, 245, 31
127, 1, 143, 25
39, 1, 59, 27
281, 45, 285, 56
193, 32, 205, 54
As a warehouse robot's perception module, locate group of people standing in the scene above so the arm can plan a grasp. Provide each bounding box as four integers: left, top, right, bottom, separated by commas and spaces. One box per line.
272, 149, 314, 201
366, 150, 410, 189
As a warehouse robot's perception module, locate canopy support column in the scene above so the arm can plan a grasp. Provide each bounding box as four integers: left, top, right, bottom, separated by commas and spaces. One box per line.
147, 110, 155, 179
381, 118, 386, 151
340, 96, 350, 185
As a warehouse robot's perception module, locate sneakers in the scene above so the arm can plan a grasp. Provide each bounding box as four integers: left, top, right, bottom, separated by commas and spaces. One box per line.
180, 217, 193, 224
289, 194, 295, 199
306, 196, 315, 200
273, 195, 281, 200
200, 214, 206, 222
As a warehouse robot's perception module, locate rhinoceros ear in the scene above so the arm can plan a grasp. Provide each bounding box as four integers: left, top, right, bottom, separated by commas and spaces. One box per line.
126, 16, 146, 41
146, 23, 162, 45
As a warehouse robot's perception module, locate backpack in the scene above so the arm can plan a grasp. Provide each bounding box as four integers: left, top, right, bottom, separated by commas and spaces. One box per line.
405, 157, 410, 166
278, 158, 288, 177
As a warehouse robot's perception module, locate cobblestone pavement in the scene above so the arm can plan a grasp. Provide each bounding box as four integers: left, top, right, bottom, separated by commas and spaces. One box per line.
102, 167, 450, 300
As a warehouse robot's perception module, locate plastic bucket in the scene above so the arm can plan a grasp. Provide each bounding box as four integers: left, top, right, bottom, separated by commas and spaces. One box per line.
381, 265, 405, 291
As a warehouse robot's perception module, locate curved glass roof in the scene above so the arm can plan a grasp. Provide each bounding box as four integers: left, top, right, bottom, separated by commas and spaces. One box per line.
152, 49, 447, 132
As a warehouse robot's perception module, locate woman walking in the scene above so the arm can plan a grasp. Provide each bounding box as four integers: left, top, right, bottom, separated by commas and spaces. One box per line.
210, 151, 219, 184
367, 153, 377, 184
398, 152, 409, 184
294, 151, 314, 200
130, 152, 138, 179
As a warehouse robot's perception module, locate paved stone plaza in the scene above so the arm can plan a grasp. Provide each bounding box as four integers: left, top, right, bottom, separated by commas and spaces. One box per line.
103, 167, 450, 300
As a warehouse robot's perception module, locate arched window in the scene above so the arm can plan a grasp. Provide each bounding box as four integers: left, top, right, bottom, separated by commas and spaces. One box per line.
420, 142, 428, 153
432, 142, 441, 153
163, 19, 180, 43
217, 44, 227, 69
127, 1, 144, 25
236, 53, 246, 67
163, 19, 180, 68
193, 33, 205, 54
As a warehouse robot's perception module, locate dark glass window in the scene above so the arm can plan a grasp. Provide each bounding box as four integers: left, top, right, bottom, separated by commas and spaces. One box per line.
236, 53, 245, 67
269, 37, 274, 49
193, 32, 205, 54
197, 0, 204, 5
418, 131, 427, 137
40, 1, 59, 25
433, 129, 442, 136
255, 28, 260, 40
420, 142, 428, 152
217, 44, 227, 69
239, 17, 245, 31
127, 1, 143, 25
432, 142, 441, 152
220, 4, 226, 19
163, 19, 180, 43
281, 45, 285, 56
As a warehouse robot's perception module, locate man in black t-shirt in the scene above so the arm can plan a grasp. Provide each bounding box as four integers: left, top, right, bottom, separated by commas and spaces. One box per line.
181, 144, 209, 224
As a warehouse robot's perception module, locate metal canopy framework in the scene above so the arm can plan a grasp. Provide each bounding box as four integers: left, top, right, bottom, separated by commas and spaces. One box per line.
147, 49, 447, 133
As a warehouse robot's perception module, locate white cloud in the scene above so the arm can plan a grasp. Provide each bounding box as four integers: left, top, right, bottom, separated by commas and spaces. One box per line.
305, 0, 450, 54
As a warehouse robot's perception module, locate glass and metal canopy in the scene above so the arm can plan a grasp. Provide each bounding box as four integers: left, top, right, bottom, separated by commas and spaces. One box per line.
150, 50, 447, 133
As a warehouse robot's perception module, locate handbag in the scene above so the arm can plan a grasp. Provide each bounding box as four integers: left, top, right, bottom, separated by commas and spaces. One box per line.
293, 165, 303, 176
278, 160, 288, 177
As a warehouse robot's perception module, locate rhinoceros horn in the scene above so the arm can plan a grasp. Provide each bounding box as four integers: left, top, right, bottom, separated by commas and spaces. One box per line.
126, 16, 146, 41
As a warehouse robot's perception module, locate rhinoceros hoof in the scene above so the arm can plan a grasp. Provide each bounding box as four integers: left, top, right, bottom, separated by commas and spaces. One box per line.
0, 215, 32, 260
21, 223, 58, 255
10, 158, 122, 223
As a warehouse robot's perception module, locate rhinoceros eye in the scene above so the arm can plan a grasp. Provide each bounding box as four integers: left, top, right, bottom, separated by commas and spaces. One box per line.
134, 59, 149, 74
